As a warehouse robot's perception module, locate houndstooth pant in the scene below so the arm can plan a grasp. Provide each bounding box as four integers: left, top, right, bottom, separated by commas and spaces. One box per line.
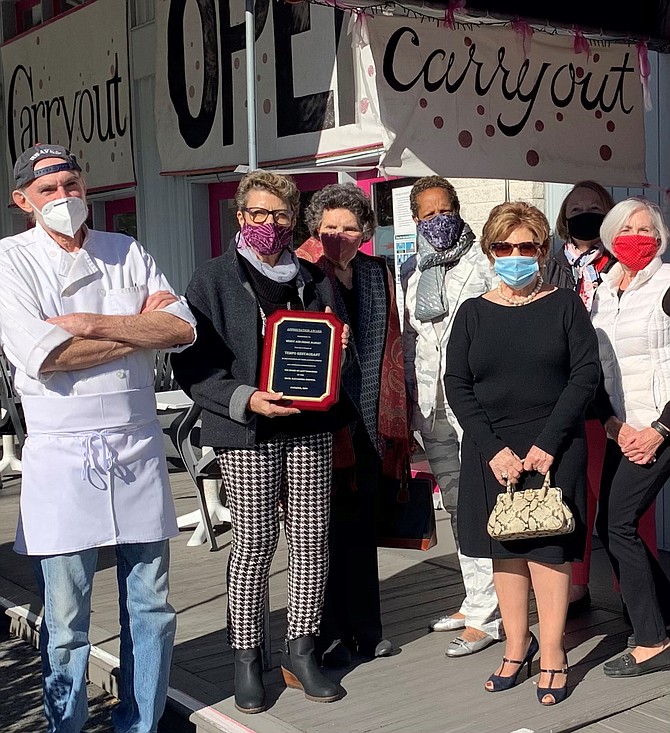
216, 432, 332, 649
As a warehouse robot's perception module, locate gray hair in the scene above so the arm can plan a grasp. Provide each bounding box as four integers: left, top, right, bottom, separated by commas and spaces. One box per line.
304, 183, 377, 241
600, 197, 669, 257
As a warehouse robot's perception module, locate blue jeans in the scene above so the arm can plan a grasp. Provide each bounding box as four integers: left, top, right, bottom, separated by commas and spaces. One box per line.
33, 541, 176, 733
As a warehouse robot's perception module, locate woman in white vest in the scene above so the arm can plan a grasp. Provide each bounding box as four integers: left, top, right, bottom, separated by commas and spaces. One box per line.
591, 197, 670, 677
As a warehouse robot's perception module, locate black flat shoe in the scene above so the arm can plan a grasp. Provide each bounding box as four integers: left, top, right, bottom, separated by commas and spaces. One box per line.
321, 640, 352, 668
567, 589, 591, 618
358, 638, 394, 659
604, 646, 670, 677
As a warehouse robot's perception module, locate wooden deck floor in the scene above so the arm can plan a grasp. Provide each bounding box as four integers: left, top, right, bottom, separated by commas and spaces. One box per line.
0, 469, 668, 733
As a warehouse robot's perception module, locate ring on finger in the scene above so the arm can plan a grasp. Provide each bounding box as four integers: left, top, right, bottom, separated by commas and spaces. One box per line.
501, 472, 508, 480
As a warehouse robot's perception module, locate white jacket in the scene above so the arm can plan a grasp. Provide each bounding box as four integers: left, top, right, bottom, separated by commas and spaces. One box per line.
590, 257, 670, 429
401, 244, 494, 434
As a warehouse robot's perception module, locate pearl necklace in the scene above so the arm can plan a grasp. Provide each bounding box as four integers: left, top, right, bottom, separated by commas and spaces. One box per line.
497, 276, 544, 306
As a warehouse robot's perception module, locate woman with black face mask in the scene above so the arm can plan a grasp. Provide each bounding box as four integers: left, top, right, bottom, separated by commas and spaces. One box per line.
545, 181, 657, 619
546, 180, 615, 304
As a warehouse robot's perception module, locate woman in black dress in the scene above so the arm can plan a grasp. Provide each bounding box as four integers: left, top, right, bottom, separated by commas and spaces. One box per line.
445, 202, 600, 705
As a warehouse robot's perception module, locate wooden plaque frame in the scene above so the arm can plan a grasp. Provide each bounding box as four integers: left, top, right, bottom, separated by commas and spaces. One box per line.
259, 309, 344, 411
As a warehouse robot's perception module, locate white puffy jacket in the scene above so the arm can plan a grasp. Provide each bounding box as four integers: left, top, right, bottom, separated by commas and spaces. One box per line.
590, 257, 670, 429
401, 245, 494, 434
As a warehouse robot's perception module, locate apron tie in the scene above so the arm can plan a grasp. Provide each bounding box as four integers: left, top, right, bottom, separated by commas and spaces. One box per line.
80, 430, 117, 485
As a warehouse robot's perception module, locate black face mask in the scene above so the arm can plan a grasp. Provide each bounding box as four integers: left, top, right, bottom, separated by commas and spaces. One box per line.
567, 212, 605, 242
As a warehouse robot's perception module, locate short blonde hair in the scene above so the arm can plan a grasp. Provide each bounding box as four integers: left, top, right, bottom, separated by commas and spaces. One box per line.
481, 201, 551, 264
234, 170, 300, 213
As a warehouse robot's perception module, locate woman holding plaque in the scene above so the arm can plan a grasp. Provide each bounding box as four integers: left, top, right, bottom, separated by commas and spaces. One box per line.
299, 183, 411, 667
172, 171, 353, 714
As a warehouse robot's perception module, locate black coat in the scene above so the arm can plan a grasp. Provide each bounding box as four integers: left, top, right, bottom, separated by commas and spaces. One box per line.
171, 244, 355, 448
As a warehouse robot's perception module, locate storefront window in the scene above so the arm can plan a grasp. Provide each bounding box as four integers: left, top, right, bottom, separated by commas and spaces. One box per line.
372, 177, 417, 275
105, 197, 137, 237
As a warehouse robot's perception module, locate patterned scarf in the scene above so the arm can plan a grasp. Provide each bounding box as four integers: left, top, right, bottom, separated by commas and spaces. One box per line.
297, 238, 410, 483
414, 223, 475, 322
563, 241, 604, 312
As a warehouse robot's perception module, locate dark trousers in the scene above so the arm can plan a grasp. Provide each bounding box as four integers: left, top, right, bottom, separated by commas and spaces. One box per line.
596, 438, 670, 646
319, 433, 383, 652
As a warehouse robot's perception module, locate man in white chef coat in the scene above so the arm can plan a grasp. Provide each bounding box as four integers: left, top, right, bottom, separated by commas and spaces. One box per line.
0, 144, 197, 733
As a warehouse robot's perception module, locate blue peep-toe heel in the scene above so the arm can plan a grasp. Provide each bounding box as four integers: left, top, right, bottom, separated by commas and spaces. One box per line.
485, 632, 539, 692
537, 664, 569, 705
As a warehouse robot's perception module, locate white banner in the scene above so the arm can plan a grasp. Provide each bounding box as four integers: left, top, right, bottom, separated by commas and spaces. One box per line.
368, 18, 646, 186
154, 0, 383, 174
1, 0, 134, 192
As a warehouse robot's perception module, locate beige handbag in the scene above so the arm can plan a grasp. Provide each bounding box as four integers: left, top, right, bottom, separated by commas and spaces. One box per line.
487, 472, 575, 541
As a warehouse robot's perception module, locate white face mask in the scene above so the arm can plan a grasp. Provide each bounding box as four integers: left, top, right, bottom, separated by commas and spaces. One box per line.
38, 197, 88, 237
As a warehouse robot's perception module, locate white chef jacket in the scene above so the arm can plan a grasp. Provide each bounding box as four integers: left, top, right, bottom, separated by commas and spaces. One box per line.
0, 224, 197, 555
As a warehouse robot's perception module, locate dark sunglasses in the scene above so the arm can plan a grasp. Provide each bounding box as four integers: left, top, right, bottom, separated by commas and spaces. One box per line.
490, 241, 542, 257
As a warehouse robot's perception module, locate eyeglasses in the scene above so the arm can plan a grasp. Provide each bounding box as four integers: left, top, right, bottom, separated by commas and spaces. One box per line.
242, 207, 293, 226
490, 241, 542, 257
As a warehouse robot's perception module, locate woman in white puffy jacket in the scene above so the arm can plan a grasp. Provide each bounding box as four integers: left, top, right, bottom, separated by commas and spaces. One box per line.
591, 197, 670, 678
401, 177, 503, 657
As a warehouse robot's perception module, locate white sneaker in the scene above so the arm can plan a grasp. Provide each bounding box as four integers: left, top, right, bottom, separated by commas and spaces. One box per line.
429, 614, 466, 632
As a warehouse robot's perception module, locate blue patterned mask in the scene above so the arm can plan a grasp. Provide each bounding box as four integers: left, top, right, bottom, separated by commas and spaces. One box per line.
494, 256, 539, 290
417, 213, 464, 252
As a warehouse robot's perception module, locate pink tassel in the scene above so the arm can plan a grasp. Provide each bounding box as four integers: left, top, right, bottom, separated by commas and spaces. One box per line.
637, 40, 653, 112
443, 0, 466, 29
347, 10, 369, 48
573, 28, 591, 58
511, 19, 534, 60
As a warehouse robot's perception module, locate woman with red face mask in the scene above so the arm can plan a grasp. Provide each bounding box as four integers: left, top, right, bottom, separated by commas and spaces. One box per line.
591, 197, 670, 678
298, 183, 411, 667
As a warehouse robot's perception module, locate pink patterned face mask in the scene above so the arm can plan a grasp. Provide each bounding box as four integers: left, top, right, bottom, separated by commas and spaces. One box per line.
241, 221, 293, 255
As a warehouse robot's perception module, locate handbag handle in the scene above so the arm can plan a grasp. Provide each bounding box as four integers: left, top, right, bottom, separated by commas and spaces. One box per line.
505, 471, 551, 497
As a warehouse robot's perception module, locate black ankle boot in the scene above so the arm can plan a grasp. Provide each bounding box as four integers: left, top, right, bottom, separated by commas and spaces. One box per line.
234, 648, 266, 713
281, 636, 345, 702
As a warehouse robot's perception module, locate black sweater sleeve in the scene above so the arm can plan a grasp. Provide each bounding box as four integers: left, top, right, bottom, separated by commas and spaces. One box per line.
532, 294, 601, 456
445, 301, 508, 462
171, 271, 257, 423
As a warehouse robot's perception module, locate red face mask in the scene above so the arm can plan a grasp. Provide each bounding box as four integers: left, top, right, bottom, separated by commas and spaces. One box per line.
612, 234, 659, 272
320, 232, 362, 268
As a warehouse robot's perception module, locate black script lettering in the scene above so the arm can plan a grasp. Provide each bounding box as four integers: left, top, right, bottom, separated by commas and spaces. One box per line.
78, 88, 95, 143
579, 54, 635, 114
550, 64, 576, 108
167, 0, 219, 149
43, 97, 61, 141
109, 54, 127, 138
498, 57, 551, 137
274, 2, 333, 137
7, 64, 31, 161
31, 99, 47, 141
382, 30, 635, 140
7, 58, 128, 163
382, 27, 423, 92
218, 0, 269, 148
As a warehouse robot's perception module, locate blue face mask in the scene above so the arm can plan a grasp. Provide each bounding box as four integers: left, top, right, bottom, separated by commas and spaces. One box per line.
494, 256, 539, 290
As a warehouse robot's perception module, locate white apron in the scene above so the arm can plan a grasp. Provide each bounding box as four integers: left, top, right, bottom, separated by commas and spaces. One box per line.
15, 387, 178, 555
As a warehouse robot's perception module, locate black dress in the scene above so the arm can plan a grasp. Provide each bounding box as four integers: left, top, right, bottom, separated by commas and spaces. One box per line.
445, 288, 600, 563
